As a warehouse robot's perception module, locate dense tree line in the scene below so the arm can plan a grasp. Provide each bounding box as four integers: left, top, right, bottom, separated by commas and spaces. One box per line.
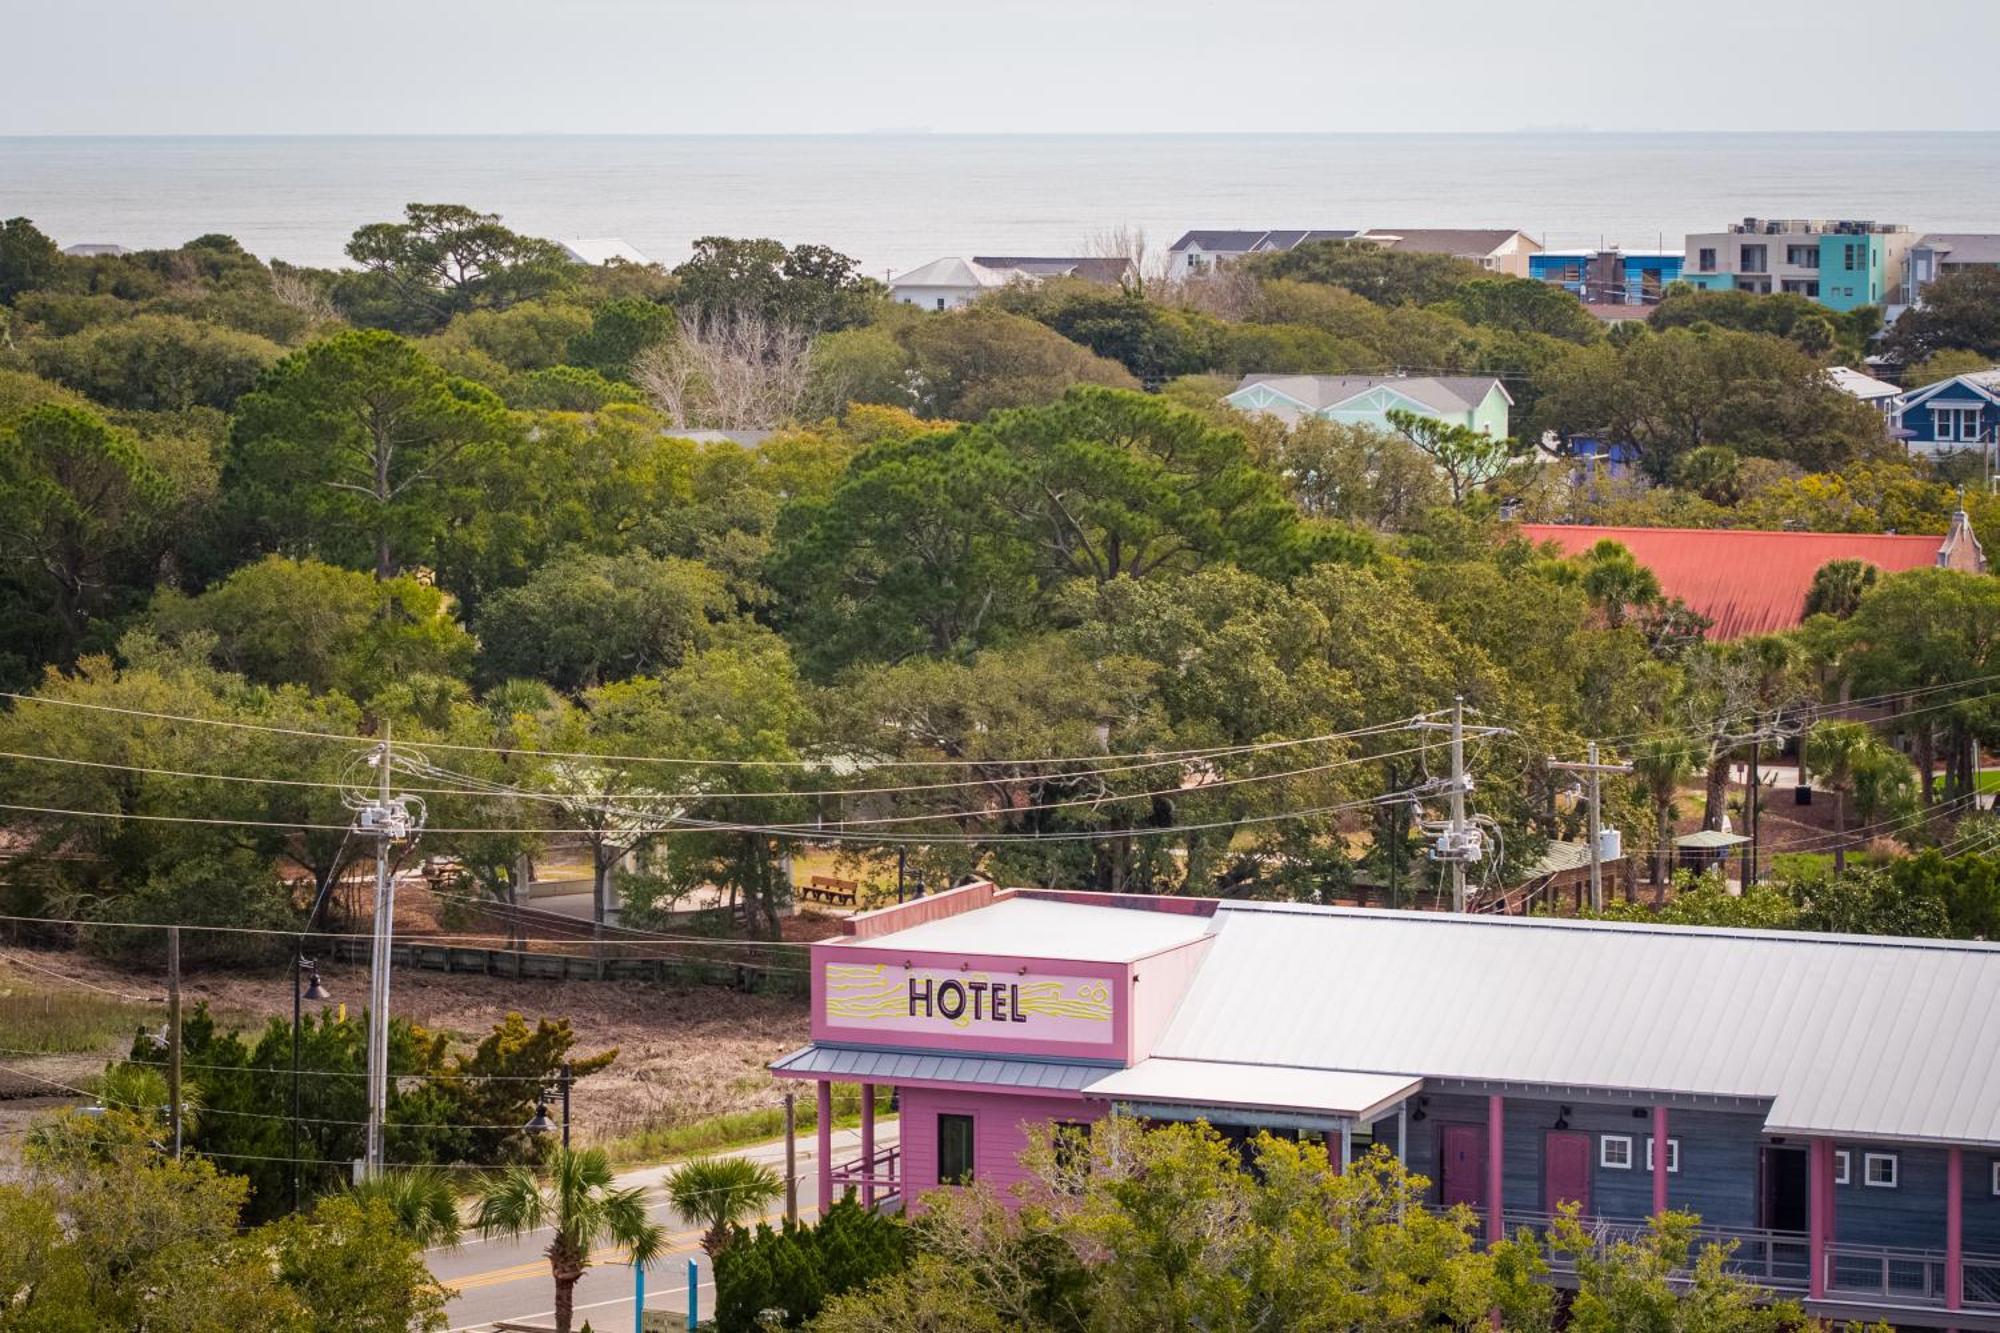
3, 208, 1998, 949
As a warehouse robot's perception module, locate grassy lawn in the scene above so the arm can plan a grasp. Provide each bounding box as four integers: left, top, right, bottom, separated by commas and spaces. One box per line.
0, 961, 158, 1054
598, 1083, 893, 1165
1978, 771, 2000, 795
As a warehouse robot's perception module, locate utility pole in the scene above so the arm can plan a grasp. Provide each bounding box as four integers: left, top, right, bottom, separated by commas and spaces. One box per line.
1743, 718, 1761, 890
1414, 699, 1510, 912
358, 724, 423, 1179
1447, 699, 1467, 912
1549, 743, 1633, 912
167, 926, 182, 1159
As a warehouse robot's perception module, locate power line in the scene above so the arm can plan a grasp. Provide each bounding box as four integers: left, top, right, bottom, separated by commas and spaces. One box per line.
0, 785, 1414, 846
0, 726, 1408, 804
0, 689, 1383, 771
0, 735, 1432, 835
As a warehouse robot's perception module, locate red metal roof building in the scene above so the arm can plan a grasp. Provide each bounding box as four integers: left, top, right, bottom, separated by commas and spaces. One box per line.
1517, 518, 1985, 639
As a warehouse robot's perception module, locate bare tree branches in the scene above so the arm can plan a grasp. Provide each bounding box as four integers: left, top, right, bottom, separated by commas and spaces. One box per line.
268, 268, 339, 329
632, 309, 812, 430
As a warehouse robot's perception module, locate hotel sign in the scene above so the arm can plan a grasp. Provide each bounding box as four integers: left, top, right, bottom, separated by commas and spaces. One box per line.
821, 961, 1115, 1048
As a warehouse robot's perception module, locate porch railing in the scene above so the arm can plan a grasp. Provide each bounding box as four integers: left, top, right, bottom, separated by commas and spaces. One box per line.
1824, 1242, 2000, 1311
829, 1143, 901, 1206
1497, 1209, 1810, 1291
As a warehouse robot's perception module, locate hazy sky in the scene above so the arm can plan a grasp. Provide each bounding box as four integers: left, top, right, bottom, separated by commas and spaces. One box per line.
5, 0, 1997, 136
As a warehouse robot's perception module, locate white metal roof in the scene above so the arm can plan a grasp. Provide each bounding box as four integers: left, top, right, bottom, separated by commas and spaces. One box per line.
888, 256, 1030, 290
559, 237, 651, 266
828, 896, 1212, 963
1085, 1058, 1419, 1120
1148, 903, 2000, 1146
1826, 365, 1902, 402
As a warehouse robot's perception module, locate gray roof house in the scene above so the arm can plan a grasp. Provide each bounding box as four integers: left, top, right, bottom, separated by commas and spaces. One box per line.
1226, 373, 1513, 436
1166, 229, 1357, 279
1902, 233, 2000, 307
1354, 227, 1543, 276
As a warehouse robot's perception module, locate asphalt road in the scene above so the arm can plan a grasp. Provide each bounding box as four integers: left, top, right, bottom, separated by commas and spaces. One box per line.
436, 1123, 899, 1333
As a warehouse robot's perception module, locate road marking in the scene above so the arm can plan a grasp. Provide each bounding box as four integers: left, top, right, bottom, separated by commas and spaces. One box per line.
443, 1202, 787, 1293
443, 1280, 716, 1333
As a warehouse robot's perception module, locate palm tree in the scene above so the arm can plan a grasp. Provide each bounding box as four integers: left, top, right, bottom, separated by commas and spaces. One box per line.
347, 1165, 462, 1248
1807, 720, 1899, 871
664, 1154, 784, 1257
1630, 734, 1700, 896
473, 1146, 666, 1333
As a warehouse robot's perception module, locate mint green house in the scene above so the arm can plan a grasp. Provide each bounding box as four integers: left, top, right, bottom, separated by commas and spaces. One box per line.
1817, 231, 1907, 312
1225, 374, 1513, 437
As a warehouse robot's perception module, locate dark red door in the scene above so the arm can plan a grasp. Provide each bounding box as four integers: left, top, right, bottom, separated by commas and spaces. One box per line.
1440, 1123, 1487, 1207
1544, 1131, 1591, 1214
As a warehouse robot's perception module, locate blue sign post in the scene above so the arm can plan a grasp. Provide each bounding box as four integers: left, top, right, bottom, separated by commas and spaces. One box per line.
686, 1257, 700, 1330
632, 1260, 644, 1333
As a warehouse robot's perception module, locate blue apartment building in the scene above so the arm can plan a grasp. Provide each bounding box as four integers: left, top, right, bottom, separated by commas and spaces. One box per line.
1529, 248, 1683, 305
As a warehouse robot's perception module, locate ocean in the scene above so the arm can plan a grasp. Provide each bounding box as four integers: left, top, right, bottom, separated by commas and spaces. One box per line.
4, 133, 1999, 279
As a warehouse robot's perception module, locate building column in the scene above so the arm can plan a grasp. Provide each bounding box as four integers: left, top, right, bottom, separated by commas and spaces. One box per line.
1652, 1105, 1669, 1217
816, 1078, 833, 1219
859, 1082, 876, 1209
1486, 1094, 1504, 1243
1808, 1138, 1830, 1300
1338, 1124, 1352, 1175
1948, 1145, 1965, 1314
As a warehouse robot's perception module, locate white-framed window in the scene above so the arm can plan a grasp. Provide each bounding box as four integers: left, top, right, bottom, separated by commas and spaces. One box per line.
1935, 406, 1983, 442
1645, 1137, 1681, 1174
1834, 1150, 1851, 1185
1863, 1152, 1898, 1188
1600, 1135, 1634, 1169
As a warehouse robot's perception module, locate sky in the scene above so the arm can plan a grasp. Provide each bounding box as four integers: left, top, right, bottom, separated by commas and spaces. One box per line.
3, 0, 1997, 136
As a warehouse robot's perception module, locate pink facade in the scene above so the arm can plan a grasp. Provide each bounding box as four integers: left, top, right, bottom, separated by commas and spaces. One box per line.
781, 883, 1214, 1212
899, 1087, 1104, 1199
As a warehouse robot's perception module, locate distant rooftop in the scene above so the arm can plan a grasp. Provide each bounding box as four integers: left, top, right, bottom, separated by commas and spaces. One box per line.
1355, 227, 1531, 256
971, 255, 1132, 284
1826, 365, 1902, 401
1168, 229, 1355, 253
559, 237, 651, 266
1232, 372, 1508, 415
1917, 234, 2000, 265
1517, 523, 1961, 638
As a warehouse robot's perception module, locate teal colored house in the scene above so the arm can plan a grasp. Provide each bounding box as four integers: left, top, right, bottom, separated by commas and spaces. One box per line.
1817, 231, 1902, 312
1226, 373, 1512, 437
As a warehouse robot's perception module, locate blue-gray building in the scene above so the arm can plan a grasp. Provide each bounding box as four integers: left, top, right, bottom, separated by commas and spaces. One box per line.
790, 887, 2000, 1330
1895, 370, 2000, 458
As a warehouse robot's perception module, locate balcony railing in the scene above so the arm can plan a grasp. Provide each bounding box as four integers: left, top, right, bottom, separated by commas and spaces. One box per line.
1823, 1241, 2000, 1311
829, 1143, 901, 1206
1497, 1209, 1809, 1291
1479, 1211, 2000, 1315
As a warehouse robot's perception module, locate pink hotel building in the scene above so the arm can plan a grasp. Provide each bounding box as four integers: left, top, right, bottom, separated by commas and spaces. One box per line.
774, 881, 2000, 1329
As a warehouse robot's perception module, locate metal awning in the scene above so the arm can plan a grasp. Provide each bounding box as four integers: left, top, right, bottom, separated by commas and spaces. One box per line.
1675, 830, 1751, 849
1083, 1058, 1422, 1123
770, 1043, 1113, 1093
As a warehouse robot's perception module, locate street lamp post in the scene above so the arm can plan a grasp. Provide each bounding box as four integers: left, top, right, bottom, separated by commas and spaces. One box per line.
291, 957, 332, 1212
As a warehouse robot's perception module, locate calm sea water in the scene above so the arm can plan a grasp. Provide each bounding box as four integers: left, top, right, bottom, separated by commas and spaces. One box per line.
4, 133, 1999, 278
